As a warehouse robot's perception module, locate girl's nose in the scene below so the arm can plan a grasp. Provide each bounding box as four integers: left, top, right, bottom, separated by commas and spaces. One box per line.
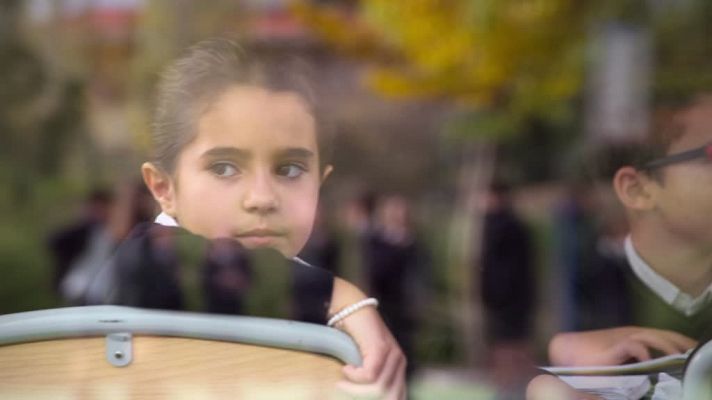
241, 171, 278, 214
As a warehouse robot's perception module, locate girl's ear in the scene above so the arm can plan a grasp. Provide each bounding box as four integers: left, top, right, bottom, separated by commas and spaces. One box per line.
612, 166, 657, 211
141, 162, 177, 216
320, 164, 334, 185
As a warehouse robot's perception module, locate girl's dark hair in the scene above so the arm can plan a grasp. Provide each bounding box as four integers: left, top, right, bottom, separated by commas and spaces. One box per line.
151, 38, 332, 174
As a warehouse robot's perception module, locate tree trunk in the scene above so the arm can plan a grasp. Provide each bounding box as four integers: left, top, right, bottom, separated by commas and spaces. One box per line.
446, 139, 496, 367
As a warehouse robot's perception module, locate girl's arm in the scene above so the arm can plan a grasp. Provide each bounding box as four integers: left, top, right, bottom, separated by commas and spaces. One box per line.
329, 277, 406, 400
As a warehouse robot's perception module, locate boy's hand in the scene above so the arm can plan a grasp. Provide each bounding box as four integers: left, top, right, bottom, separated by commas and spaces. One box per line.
549, 326, 697, 366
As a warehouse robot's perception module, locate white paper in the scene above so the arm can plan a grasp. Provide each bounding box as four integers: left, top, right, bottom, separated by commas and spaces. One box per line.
559, 375, 651, 400
541, 351, 690, 376
651, 373, 682, 400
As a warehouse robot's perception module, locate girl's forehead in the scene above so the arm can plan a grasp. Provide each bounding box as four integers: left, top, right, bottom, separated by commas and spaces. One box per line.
195, 85, 318, 149
212, 85, 311, 113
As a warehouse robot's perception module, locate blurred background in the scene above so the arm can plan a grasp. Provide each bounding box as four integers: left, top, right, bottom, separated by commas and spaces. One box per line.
2, 0, 712, 398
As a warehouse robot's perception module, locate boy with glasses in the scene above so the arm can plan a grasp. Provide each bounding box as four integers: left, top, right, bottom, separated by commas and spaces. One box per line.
528, 95, 712, 399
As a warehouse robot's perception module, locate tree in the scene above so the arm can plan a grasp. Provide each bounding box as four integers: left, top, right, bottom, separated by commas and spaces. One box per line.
295, 0, 594, 365
0, 0, 48, 204
650, 0, 712, 101
297, 0, 589, 132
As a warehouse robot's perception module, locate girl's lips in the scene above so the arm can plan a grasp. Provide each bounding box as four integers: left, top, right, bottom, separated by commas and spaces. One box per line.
233, 230, 283, 247
234, 228, 282, 237
235, 235, 278, 247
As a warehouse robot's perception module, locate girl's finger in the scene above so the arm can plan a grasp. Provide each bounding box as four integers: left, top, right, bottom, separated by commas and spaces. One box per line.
342, 340, 389, 383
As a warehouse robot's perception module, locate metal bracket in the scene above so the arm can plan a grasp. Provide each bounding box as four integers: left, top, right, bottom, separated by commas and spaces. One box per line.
105, 332, 132, 367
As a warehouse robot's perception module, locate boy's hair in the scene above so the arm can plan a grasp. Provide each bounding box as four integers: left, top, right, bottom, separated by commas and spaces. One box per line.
150, 38, 332, 174
586, 96, 698, 181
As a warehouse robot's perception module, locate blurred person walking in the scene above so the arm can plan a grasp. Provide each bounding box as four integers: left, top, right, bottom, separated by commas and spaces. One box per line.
478, 181, 536, 399
364, 194, 430, 382
552, 184, 632, 333
47, 188, 114, 303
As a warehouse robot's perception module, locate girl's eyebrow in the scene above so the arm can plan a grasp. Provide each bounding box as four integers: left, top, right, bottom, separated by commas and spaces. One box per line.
276, 148, 314, 160
200, 147, 314, 160
201, 147, 249, 160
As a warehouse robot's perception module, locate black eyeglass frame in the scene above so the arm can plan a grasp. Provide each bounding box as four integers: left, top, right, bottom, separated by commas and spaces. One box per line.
638, 143, 712, 170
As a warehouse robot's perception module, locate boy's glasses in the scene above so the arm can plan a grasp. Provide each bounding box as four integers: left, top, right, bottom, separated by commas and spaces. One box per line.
640, 143, 712, 170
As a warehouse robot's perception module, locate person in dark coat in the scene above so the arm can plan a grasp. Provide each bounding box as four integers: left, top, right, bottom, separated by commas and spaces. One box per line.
479, 181, 537, 398
480, 182, 535, 343
364, 194, 430, 381
47, 189, 113, 297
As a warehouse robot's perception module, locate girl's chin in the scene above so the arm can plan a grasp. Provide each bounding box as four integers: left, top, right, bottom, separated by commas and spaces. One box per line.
236, 237, 293, 257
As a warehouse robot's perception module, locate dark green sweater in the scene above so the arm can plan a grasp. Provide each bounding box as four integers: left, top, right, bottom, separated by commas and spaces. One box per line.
627, 267, 712, 340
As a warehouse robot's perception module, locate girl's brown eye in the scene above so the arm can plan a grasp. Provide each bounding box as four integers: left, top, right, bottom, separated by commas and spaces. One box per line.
210, 162, 239, 178
276, 163, 306, 179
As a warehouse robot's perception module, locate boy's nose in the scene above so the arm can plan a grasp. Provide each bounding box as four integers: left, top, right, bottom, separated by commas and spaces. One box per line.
241, 171, 278, 214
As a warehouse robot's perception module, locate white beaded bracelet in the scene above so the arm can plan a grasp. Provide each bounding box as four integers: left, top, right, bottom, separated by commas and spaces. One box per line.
327, 298, 379, 327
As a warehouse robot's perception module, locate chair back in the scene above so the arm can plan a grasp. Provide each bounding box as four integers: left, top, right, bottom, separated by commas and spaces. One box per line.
0, 306, 361, 399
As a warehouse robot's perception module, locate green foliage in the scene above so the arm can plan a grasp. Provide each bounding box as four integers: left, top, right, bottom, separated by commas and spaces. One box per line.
412, 215, 467, 365
0, 2, 94, 209
0, 174, 88, 313
651, 0, 712, 101
300, 0, 712, 142
0, 225, 58, 314
445, 111, 521, 142
0, 164, 94, 314
298, 0, 589, 140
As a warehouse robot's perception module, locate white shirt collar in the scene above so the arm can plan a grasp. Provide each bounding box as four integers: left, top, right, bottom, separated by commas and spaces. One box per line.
625, 235, 712, 316
152, 212, 312, 267
154, 212, 179, 227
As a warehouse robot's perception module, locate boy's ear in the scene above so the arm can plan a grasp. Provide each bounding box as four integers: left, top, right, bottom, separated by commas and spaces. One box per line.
141, 162, 177, 216
320, 164, 334, 184
612, 166, 656, 211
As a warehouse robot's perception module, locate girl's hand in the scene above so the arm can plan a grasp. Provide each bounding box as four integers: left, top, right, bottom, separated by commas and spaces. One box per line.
337, 307, 406, 400
549, 326, 697, 366
329, 278, 406, 399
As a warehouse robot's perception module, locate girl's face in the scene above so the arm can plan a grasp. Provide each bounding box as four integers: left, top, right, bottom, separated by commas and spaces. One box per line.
155, 86, 328, 257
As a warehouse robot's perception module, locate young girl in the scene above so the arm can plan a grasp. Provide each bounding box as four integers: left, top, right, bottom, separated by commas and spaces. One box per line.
114, 38, 405, 399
